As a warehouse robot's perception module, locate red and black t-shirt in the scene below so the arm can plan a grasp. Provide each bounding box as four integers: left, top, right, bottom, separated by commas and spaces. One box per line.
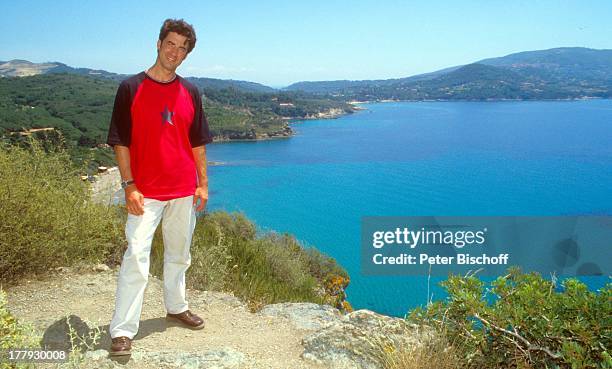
106, 72, 213, 201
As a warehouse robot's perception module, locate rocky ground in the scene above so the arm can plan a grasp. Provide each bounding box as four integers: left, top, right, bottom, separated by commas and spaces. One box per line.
6, 266, 427, 369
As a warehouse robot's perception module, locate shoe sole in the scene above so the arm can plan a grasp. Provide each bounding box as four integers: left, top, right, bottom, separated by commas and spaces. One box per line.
165, 315, 205, 330
109, 350, 131, 357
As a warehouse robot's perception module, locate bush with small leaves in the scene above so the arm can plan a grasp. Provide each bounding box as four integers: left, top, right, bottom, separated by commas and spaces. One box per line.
409, 267, 611, 369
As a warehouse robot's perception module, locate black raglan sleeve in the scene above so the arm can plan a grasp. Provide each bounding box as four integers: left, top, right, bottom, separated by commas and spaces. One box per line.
106, 81, 132, 147
189, 86, 214, 147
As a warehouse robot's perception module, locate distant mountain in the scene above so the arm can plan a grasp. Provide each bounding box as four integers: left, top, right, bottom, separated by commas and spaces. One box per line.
0, 60, 83, 77
281, 79, 374, 95
186, 77, 276, 93
396, 63, 530, 100
0, 59, 277, 93
47, 63, 124, 81
4, 47, 611, 101
477, 47, 612, 83
284, 47, 612, 100
284, 65, 463, 94
0, 60, 126, 81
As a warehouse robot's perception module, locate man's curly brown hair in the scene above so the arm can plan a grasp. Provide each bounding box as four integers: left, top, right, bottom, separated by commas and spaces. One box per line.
158, 19, 197, 53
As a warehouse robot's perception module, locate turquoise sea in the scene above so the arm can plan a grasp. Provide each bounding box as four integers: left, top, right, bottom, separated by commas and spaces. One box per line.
206, 100, 612, 317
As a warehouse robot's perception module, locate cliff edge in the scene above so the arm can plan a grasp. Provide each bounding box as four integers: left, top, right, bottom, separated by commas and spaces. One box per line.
6, 267, 426, 369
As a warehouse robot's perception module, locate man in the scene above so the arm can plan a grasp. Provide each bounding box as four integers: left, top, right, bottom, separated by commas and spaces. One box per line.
106, 18, 212, 356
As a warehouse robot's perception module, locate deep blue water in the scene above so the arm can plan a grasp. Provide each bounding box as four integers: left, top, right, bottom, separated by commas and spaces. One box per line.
205, 100, 612, 317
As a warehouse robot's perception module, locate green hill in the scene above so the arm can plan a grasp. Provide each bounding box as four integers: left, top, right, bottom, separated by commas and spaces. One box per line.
0, 73, 287, 145
187, 77, 277, 93
478, 47, 612, 82
0, 73, 351, 168
284, 47, 612, 100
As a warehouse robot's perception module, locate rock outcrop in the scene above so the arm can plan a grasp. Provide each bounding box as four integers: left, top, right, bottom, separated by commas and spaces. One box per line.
303, 108, 348, 120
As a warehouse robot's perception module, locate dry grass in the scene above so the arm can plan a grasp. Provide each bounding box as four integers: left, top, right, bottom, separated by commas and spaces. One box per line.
375, 328, 469, 369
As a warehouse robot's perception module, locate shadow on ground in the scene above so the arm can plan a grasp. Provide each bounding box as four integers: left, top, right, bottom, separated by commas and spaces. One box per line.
40, 315, 172, 363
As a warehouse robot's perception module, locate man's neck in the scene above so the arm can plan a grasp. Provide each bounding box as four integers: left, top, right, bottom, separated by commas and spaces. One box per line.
146, 63, 176, 82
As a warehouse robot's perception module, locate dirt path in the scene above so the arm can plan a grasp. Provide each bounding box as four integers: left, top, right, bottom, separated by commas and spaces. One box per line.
90, 167, 122, 206
6, 267, 330, 368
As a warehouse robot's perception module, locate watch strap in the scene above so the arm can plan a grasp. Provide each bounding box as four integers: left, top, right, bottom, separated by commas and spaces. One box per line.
121, 179, 135, 189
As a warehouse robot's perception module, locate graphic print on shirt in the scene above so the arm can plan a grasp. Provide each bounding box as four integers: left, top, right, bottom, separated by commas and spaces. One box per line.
161, 106, 174, 126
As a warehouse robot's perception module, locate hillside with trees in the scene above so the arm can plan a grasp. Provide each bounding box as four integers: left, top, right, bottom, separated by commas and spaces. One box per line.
0, 72, 354, 169
285, 47, 612, 101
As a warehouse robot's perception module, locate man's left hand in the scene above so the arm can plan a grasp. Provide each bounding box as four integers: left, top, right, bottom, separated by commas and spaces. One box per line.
193, 186, 208, 212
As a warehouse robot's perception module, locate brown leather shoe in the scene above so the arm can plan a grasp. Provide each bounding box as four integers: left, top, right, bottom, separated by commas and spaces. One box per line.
109, 336, 132, 356
166, 310, 205, 330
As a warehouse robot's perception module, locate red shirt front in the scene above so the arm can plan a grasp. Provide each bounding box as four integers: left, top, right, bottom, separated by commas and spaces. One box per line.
107, 72, 213, 200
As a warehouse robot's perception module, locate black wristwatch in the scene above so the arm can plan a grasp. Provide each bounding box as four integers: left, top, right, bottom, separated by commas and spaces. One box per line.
121, 179, 135, 189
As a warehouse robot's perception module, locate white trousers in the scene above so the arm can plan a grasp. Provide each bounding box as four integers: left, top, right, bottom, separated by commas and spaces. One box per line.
109, 195, 196, 339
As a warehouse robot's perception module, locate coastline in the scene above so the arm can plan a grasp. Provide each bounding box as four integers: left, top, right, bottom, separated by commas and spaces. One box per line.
215, 106, 364, 139
213, 105, 362, 141
211, 131, 292, 143
286, 105, 364, 124
212, 135, 291, 143
343, 96, 608, 104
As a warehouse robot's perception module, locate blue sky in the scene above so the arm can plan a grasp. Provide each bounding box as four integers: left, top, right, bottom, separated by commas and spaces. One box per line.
1, 0, 611, 87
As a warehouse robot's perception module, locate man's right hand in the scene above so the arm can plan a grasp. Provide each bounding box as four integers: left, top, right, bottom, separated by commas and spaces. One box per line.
125, 185, 145, 215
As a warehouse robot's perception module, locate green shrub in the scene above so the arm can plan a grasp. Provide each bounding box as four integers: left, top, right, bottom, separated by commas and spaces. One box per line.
0, 139, 124, 283
150, 211, 350, 310
409, 267, 611, 369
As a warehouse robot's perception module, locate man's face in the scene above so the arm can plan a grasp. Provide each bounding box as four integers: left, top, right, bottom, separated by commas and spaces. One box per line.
156, 31, 189, 72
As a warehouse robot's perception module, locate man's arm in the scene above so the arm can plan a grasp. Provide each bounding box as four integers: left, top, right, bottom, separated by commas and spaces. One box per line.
114, 145, 144, 215
192, 145, 208, 211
